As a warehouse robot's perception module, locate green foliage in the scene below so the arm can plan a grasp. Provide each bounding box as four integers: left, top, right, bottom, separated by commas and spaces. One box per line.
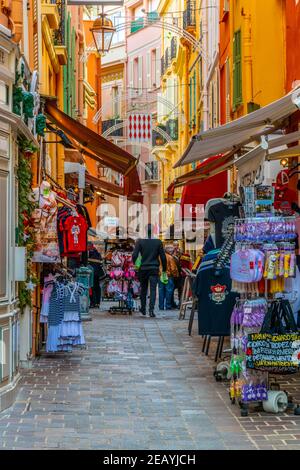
17, 136, 38, 311
13, 86, 23, 115
36, 113, 47, 137
22, 91, 34, 119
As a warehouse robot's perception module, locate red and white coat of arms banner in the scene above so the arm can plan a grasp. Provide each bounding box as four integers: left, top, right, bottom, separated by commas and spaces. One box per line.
128, 113, 152, 143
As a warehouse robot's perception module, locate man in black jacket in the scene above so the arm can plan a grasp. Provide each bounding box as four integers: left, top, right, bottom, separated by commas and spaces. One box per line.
132, 224, 167, 317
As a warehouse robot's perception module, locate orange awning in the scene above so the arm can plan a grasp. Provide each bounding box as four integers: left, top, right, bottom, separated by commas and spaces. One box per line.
45, 101, 137, 175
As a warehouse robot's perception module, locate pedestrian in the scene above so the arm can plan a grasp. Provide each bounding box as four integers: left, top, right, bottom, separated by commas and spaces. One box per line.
159, 245, 179, 311
132, 224, 167, 317
171, 248, 183, 308
88, 244, 105, 308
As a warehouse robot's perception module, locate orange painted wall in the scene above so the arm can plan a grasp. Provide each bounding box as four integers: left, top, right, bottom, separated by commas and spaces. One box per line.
286, 0, 300, 92
84, 20, 102, 229
219, 0, 230, 124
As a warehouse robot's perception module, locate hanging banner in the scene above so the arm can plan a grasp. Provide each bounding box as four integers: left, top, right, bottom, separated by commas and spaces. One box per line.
128, 113, 152, 143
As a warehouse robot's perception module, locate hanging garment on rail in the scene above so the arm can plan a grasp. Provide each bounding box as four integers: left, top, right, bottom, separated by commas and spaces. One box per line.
43, 279, 85, 352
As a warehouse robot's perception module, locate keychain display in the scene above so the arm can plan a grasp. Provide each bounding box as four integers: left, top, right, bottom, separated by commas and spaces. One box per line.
234, 217, 296, 243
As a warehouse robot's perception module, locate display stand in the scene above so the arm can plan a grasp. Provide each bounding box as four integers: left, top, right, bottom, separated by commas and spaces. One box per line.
229, 196, 298, 415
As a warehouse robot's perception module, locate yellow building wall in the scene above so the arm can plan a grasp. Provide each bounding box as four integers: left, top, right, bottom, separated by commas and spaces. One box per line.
231, 0, 286, 118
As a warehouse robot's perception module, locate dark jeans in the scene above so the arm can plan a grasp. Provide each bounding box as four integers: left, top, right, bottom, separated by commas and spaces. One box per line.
138, 269, 159, 313
90, 274, 101, 306
159, 278, 174, 310
172, 277, 184, 306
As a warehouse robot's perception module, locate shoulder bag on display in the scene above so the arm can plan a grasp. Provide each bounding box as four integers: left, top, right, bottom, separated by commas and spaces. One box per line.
230, 248, 265, 283
246, 299, 300, 374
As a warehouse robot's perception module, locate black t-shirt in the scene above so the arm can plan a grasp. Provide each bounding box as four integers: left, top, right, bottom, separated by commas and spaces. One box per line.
208, 201, 241, 248
194, 265, 238, 336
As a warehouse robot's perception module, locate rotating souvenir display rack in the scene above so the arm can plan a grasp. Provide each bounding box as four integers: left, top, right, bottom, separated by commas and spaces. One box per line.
229, 211, 299, 416
104, 243, 140, 315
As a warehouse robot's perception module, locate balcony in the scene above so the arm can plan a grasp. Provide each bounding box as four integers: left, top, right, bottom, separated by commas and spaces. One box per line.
164, 47, 171, 72
52, 0, 67, 65
166, 118, 178, 141
183, 0, 196, 31
161, 56, 165, 76
41, 0, 60, 30
152, 126, 167, 147
171, 37, 177, 61
130, 17, 144, 34
147, 11, 159, 23
144, 161, 160, 184
102, 119, 124, 137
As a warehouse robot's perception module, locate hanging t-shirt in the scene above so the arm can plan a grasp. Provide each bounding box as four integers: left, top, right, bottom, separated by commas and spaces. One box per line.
208, 201, 241, 248
63, 215, 88, 253
194, 265, 238, 336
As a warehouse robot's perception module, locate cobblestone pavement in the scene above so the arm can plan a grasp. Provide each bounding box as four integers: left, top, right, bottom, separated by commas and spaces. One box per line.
0, 305, 300, 450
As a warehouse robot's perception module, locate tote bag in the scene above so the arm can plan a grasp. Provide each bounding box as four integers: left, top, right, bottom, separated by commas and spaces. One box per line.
246, 299, 300, 374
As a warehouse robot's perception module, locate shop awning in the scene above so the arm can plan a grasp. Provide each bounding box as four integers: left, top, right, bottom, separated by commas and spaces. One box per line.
86, 171, 143, 203
174, 86, 300, 168
180, 165, 228, 211
171, 154, 234, 190
44, 100, 137, 175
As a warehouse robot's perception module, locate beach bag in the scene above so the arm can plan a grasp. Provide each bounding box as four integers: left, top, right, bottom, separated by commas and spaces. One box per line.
246, 299, 300, 374
230, 248, 264, 283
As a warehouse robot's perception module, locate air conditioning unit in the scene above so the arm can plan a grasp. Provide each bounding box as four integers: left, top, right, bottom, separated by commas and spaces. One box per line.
223, 0, 230, 13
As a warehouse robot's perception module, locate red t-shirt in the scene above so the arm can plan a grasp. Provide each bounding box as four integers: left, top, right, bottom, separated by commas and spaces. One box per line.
63, 215, 88, 253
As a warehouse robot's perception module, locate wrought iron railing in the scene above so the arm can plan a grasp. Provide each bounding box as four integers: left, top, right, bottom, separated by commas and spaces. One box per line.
161, 56, 165, 76
53, 0, 66, 46
166, 118, 178, 141
102, 119, 124, 137
183, 0, 196, 30
145, 161, 159, 181
152, 126, 167, 147
147, 11, 159, 23
164, 47, 171, 70
130, 17, 144, 33
171, 37, 177, 60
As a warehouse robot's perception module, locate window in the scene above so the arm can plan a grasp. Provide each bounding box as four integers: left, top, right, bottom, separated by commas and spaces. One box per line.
112, 86, 120, 117
0, 81, 9, 106
138, 56, 143, 95
0, 170, 8, 300
225, 58, 230, 122
233, 29, 242, 109
111, 11, 125, 45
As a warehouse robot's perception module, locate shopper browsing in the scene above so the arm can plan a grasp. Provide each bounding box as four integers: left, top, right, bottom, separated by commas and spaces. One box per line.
159, 245, 179, 311
132, 224, 167, 317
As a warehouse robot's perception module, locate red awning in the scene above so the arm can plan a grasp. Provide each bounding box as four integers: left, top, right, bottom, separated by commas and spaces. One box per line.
180, 157, 228, 214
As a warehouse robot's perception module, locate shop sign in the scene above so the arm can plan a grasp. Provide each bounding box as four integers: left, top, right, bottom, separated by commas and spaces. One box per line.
104, 216, 119, 227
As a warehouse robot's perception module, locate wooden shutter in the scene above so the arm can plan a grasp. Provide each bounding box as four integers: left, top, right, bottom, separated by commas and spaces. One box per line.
138, 56, 143, 95
146, 51, 151, 90
233, 30, 242, 109
189, 77, 193, 128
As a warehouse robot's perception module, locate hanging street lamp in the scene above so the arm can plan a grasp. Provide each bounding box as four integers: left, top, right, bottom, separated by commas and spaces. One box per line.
90, 9, 115, 55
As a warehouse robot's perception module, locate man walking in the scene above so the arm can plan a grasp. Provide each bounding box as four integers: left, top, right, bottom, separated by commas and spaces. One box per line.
132, 224, 167, 317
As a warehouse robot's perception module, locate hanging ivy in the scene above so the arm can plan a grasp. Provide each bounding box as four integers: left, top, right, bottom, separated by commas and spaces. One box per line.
17, 137, 38, 311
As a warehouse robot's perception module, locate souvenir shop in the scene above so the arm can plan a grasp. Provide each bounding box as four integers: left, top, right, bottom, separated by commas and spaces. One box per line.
178, 89, 300, 416
31, 178, 92, 353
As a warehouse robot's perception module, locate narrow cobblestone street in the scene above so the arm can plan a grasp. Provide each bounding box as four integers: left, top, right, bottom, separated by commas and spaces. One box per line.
0, 307, 299, 450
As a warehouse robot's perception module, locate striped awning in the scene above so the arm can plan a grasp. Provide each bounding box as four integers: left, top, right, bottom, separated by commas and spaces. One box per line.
174, 86, 300, 168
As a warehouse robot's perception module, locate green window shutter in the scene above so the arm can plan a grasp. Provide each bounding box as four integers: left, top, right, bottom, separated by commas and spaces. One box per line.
71, 27, 76, 118
233, 29, 242, 109
193, 72, 197, 126
189, 77, 193, 128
